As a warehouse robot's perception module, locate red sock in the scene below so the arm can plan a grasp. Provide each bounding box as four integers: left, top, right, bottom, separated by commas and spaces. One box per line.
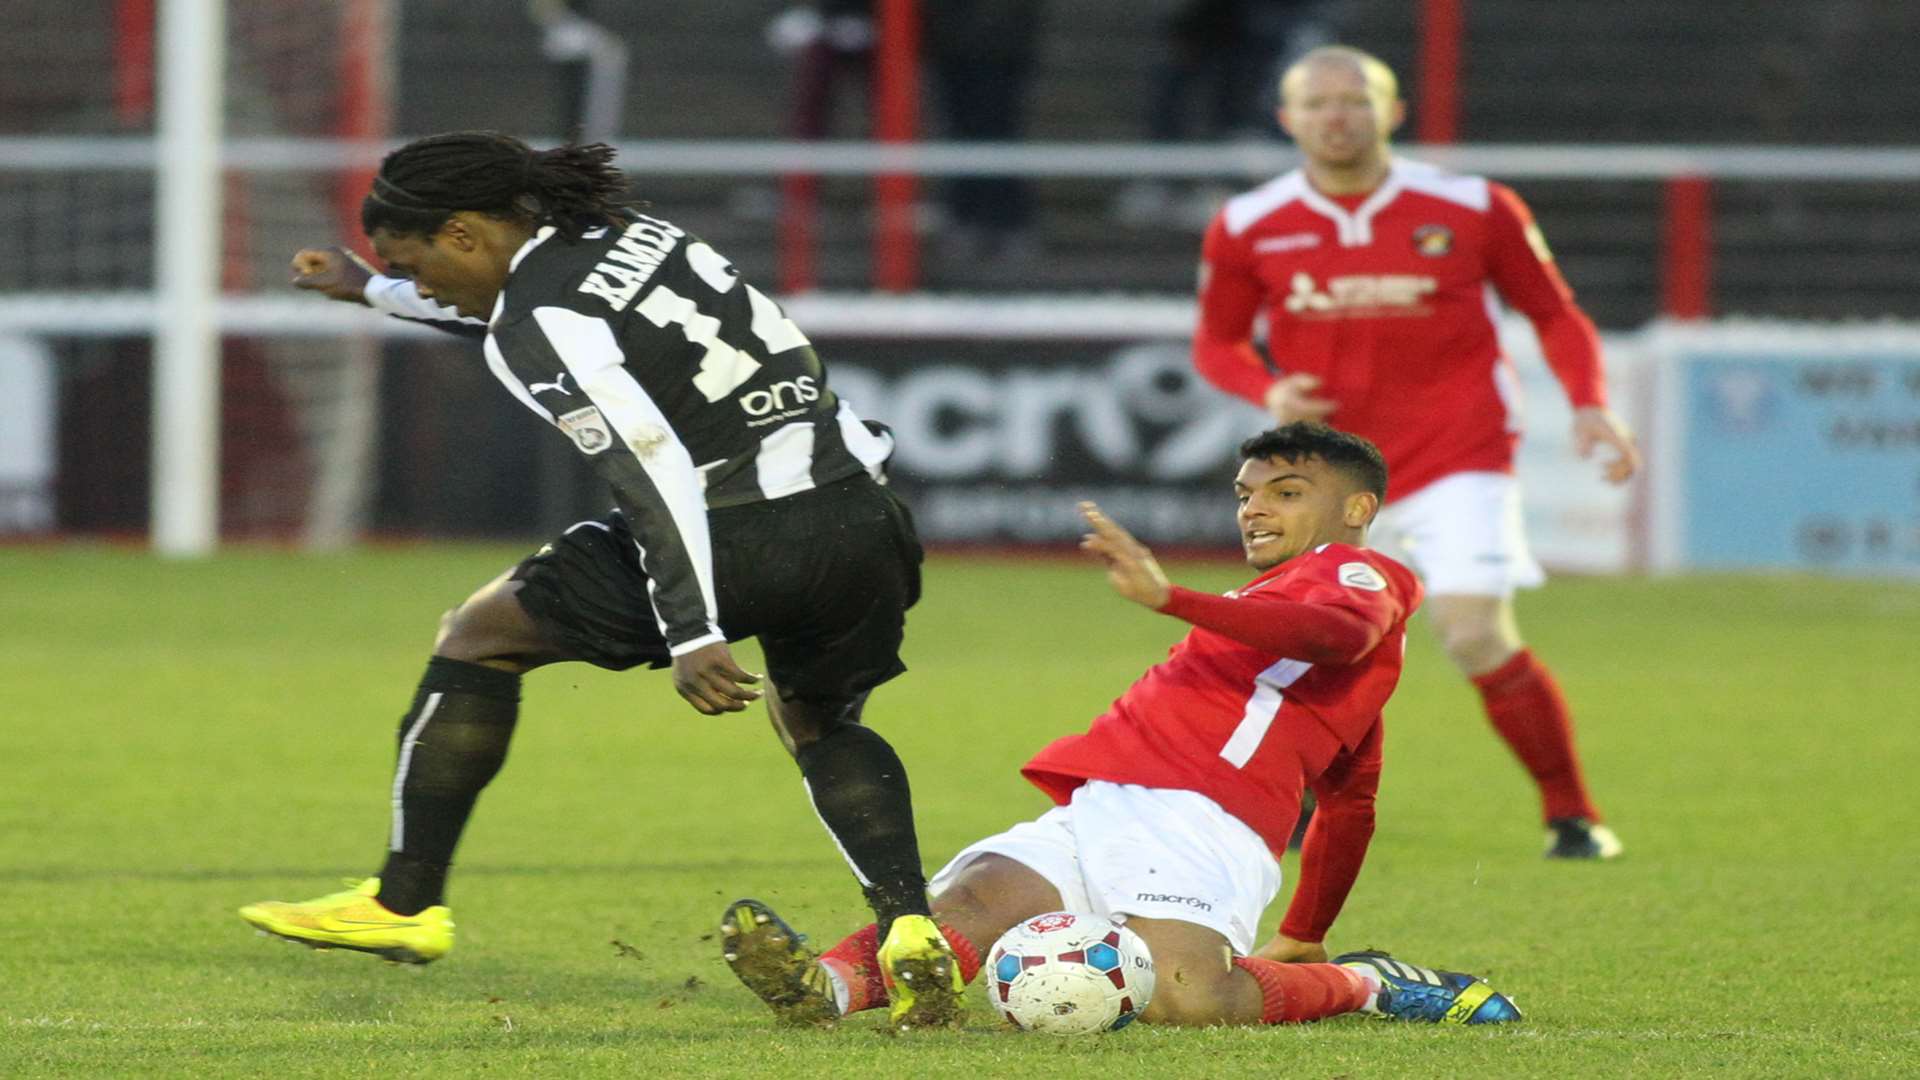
820, 924, 886, 1014
818, 921, 983, 1015
1231, 956, 1372, 1023
1473, 648, 1600, 822
939, 923, 984, 984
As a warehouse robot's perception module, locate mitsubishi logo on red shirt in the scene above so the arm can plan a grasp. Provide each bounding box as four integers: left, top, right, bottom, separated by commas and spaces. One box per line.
1283, 271, 1438, 317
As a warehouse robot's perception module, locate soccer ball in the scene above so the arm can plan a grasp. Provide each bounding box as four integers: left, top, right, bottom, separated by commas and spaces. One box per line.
984, 911, 1156, 1036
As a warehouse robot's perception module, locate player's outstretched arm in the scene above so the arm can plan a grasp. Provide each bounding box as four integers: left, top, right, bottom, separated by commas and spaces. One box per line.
1083, 500, 1390, 661
1078, 502, 1171, 609
1572, 405, 1641, 485
290, 246, 375, 305
301, 244, 486, 337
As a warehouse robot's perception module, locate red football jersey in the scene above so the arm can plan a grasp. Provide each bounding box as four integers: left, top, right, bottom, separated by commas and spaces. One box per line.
1021, 543, 1422, 856
1194, 157, 1607, 502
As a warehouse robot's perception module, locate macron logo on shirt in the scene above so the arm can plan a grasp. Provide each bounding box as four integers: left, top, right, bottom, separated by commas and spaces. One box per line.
1254, 232, 1322, 254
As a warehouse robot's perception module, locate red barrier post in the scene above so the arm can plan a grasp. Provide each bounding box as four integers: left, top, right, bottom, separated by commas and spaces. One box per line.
114, 0, 155, 128
872, 0, 920, 292
335, 0, 392, 258
1660, 175, 1713, 320
1417, 0, 1463, 143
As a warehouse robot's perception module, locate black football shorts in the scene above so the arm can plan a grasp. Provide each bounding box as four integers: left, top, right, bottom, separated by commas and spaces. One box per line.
510, 474, 922, 704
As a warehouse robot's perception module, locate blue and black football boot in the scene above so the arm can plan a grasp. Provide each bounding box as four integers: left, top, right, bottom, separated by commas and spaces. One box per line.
1334, 950, 1522, 1024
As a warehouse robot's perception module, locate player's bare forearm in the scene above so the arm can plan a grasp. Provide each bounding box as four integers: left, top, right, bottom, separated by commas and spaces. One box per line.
290, 246, 375, 305
1077, 502, 1171, 609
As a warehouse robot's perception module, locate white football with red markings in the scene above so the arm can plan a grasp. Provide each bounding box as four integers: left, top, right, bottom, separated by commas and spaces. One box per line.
984, 911, 1156, 1036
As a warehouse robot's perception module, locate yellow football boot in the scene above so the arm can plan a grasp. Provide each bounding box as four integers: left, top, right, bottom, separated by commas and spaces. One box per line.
876, 913, 963, 1029
719, 898, 841, 1027
239, 877, 453, 964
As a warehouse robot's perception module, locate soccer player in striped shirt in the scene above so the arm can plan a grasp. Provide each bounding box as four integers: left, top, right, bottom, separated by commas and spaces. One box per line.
1193, 46, 1639, 859
722, 423, 1521, 1029
238, 133, 956, 1018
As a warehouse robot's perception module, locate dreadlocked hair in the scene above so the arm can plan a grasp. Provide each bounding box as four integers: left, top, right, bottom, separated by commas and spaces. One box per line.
1239, 421, 1389, 499
361, 131, 631, 240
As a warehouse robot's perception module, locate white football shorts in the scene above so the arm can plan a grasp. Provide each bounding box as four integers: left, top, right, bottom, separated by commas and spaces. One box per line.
1369, 470, 1546, 597
927, 780, 1280, 956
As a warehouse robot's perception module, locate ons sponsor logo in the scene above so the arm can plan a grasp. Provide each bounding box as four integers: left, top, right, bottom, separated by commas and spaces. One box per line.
1283, 271, 1437, 316
740, 375, 820, 424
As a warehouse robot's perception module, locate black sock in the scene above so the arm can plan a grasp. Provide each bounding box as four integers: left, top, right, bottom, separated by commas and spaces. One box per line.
793, 724, 930, 938
376, 657, 520, 915
377, 851, 449, 918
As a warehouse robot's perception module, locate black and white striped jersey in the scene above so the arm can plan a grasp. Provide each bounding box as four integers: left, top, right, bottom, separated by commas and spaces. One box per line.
361, 211, 894, 656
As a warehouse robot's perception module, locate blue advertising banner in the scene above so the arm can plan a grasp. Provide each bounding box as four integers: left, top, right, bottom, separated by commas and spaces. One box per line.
1681, 353, 1920, 575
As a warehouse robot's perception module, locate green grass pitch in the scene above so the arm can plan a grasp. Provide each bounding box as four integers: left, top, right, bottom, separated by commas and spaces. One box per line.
2, 546, 1916, 1077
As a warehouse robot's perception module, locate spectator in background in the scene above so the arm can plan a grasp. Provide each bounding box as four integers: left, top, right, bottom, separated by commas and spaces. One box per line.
768, 0, 877, 141
528, 0, 629, 143
1153, 0, 1318, 141
756, 2, 878, 286
924, 0, 1048, 265
1115, 0, 1332, 231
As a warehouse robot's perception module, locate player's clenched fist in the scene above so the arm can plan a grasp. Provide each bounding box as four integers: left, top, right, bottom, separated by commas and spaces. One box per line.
1571, 405, 1641, 485
1079, 501, 1172, 610
1261, 372, 1338, 424
290, 245, 376, 304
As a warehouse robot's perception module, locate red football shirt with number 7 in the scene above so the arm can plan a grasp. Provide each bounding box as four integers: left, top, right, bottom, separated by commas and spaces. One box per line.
1021, 542, 1421, 941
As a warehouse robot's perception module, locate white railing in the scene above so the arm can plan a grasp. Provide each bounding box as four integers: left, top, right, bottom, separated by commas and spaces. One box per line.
7, 136, 1920, 180
0, 291, 1201, 339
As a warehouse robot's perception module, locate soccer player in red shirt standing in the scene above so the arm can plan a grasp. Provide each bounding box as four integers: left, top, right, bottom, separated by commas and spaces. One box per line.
720, 423, 1521, 1030
1193, 45, 1640, 860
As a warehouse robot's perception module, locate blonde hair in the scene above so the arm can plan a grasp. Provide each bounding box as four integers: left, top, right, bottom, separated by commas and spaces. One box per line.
1279, 45, 1401, 104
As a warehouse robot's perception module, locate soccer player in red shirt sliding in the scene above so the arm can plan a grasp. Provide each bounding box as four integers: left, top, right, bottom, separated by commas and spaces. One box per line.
721, 423, 1521, 1030
1193, 45, 1640, 860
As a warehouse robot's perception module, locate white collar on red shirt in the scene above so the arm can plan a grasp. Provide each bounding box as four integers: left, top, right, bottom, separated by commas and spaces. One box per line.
1227, 543, 1338, 599
1225, 158, 1491, 247
1296, 169, 1406, 248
